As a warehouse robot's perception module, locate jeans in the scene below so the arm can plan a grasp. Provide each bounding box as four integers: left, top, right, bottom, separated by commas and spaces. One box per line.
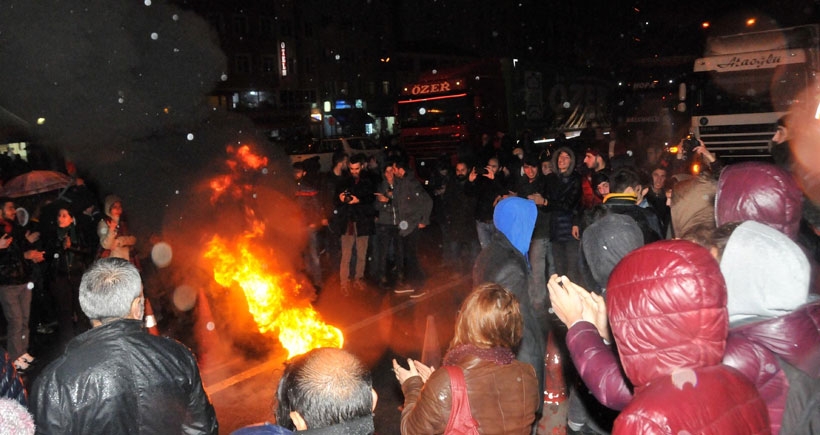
340, 235, 369, 284
396, 230, 424, 287
0, 283, 32, 360
528, 237, 551, 312
443, 234, 479, 272
372, 224, 398, 281
476, 220, 496, 249
551, 239, 581, 283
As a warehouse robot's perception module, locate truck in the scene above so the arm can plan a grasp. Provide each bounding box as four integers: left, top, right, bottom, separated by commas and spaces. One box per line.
395, 58, 513, 162
689, 24, 820, 160
611, 56, 693, 150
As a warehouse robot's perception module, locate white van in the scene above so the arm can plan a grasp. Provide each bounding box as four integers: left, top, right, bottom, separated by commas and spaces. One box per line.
286, 137, 383, 173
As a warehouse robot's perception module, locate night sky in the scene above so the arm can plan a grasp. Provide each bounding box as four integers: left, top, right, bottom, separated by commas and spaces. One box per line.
0, 0, 818, 237
0, 0, 294, 252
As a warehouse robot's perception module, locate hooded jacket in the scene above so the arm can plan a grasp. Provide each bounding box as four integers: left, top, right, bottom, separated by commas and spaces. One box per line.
720, 221, 820, 433
715, 162, 803, 239
545, 147, 581, 242
472, 197, 546, 410
607, 240, 770, 434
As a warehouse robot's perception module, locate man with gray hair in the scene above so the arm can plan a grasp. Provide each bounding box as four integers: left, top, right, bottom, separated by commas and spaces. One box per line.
30, 258, 218, 435
232, 347, 377, 434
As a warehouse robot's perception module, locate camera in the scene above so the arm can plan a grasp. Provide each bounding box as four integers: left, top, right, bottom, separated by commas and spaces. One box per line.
683, 134, 699, 153
342, 190, 353, 203
477, 166, 488, 175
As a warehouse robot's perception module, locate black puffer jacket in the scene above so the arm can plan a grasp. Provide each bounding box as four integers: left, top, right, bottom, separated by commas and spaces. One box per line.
31, 319, 218, 435
0, 347, 26, 406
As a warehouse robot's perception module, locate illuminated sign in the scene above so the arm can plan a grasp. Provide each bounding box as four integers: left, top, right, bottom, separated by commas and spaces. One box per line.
280, 42, 287, 77
695, 49, 806, 72
405, 80, 463, 96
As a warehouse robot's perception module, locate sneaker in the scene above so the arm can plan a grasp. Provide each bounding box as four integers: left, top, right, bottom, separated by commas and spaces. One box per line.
36, 323, 54, 334
393, 284, 415, 295
353, 279, 366, 291
409, 290, 427, 299
340, 281, 350, 296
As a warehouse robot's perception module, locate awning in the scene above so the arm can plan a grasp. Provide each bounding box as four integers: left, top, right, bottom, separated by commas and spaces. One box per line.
0, 106, 32, 143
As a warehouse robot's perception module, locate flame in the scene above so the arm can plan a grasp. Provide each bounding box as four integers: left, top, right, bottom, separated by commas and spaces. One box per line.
204, 226, 343, 359
204, 144, 342, 359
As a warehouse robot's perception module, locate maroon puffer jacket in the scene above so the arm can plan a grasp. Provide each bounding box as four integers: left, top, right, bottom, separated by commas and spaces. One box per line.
607, 240, 770, 434
723, 300, 820, 434
715, 162, 803, 239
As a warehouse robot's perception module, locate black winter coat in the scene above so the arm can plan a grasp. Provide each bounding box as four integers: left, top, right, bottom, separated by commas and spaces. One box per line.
330, 175, 376, 236
31, 319, 218, 435
544, 171, 582, 242
473, 232, 546, 412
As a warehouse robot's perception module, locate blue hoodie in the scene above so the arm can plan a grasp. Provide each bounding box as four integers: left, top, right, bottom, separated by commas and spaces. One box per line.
493, 196, 537, 260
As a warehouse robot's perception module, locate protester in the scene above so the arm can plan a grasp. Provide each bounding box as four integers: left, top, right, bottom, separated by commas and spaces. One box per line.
0, 197, 44, 372
45, 203, 94, 345
96, 194, 138, 262
715, 161, 803, 240
606, 240, 769, 433
233, 347, 377, 435
31, 258, 218, 435
393, 283, 539, 434
544, 146, 583, 282
719, 221, 820, 433
331, 153, 376, 294
292, 162, 324, 293
668, 174, 716, 239
473, 197, 546, 415
390, 157, 433, 296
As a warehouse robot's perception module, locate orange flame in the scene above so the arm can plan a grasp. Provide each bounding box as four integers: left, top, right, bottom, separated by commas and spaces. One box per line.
204, 227, 343, 359
204, 145, 342, 359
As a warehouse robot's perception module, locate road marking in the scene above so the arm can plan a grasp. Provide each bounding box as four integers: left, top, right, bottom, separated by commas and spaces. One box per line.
205, 357, 281, 396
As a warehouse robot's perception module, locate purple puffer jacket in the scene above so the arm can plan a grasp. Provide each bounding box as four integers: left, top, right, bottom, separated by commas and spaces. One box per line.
715, 162, 803, 239
723, 300, 820, 434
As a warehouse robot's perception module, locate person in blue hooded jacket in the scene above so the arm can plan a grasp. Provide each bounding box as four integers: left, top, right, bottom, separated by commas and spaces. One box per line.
473, 196, 546, 418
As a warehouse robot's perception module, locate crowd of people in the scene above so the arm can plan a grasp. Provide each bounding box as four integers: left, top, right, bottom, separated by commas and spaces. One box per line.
276, 118, 819, 434
0, 114, 818, 434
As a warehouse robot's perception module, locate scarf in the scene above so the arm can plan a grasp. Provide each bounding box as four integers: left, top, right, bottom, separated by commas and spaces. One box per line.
443, 344, 515, 366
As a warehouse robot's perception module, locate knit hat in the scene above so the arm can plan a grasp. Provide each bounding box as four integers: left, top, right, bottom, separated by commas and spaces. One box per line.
0, 398, 35, 435
582, 214, 644, 288
585, 148, 600, 158
591, 171, 609, 190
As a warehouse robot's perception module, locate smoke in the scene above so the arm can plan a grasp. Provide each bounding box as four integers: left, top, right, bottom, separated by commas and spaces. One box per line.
0, 0, 250, 236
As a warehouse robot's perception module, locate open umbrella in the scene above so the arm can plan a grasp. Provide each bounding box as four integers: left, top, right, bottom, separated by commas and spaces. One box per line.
0, 170, 73, 198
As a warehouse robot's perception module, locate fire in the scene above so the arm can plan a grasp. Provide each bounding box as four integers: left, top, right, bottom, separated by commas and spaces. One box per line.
203, 144, 343, 359
204, 224, 343, 359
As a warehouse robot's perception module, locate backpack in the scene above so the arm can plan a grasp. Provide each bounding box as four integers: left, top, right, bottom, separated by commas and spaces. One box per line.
444, 366, 480, 435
